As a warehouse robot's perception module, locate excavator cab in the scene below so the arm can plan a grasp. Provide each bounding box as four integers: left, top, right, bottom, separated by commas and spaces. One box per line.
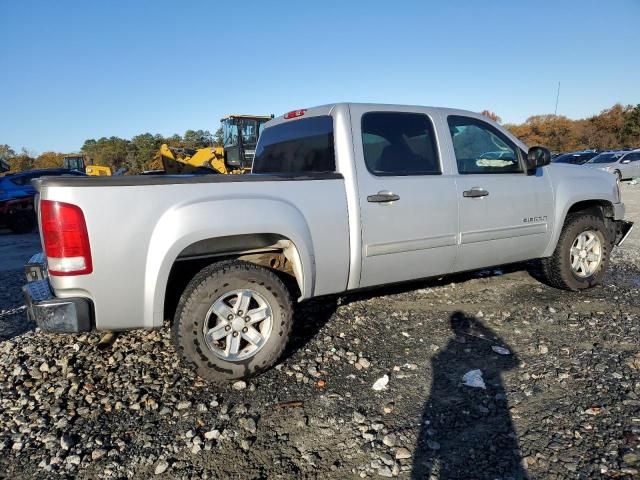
222, 115, 273, 169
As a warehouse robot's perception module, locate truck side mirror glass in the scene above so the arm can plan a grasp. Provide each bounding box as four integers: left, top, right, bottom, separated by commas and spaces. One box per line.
527, 146, 551, 170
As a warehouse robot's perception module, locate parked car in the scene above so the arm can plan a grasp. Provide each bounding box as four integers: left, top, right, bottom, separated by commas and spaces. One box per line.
584, 150, 640, 180
23, 103, 633, 382
552, 150, 600, 165
0, 168, 86, 202
0, 196, 36, 233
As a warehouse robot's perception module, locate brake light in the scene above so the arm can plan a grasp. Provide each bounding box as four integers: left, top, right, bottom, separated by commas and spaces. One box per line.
284, 109, 306, 119
41, 200, 93, 276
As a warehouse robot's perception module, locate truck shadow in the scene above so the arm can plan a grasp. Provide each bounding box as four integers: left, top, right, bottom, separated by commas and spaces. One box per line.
411, 311, 526, 479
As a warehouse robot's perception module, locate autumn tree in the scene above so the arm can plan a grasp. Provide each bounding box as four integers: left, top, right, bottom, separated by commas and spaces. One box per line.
480, 110, 502, 124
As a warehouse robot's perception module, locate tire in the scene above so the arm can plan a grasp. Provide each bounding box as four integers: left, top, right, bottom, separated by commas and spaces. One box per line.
539, 213, 611, 291
7, 211, 35, 234
171, 260, 293, 382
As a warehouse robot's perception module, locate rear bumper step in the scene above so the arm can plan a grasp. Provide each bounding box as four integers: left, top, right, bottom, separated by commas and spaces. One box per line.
23, 256, 93, 333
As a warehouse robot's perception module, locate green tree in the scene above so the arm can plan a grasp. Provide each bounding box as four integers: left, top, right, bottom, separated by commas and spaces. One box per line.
183, 129, 213, 148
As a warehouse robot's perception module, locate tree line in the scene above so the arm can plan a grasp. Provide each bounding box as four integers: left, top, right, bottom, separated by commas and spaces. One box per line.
1, 103, 639, 174
0, 128, 222, 174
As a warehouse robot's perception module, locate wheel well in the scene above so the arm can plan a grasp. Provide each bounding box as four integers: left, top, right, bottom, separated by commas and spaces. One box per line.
566, 200, 614, 220
163, 234, 303, 323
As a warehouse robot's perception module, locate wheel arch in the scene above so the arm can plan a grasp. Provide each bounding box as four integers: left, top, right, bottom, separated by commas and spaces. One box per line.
543, 198, 615, 257
144, 198, 315, 328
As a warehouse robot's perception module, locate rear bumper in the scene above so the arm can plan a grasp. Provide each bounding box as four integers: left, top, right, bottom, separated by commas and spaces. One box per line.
23, 254, 93, 333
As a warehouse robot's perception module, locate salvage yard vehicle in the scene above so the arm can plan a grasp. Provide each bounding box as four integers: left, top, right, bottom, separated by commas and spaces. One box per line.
23, 103, 633, 382
584, 149, 640, 181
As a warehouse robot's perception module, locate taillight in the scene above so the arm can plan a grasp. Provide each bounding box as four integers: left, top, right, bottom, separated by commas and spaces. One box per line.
40, 200, 93, 276
284, 109, 306, 119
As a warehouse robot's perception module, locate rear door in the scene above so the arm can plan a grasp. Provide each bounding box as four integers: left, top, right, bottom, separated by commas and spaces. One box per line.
350, 106, 459, 288
446, 115, 554, 271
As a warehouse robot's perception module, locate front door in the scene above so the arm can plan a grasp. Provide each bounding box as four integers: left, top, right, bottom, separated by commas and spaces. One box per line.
445, 115, 554, 272
350, 106, 459, 288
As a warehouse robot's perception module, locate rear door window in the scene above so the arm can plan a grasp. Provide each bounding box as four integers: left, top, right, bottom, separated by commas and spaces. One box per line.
361, 112, 440, 175
252, 116, 335, 174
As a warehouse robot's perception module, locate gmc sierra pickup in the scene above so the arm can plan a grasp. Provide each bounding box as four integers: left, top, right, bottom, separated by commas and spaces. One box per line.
23, 103, 633, 381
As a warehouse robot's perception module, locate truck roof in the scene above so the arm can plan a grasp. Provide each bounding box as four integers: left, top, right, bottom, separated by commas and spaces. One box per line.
267, 102, 497, 127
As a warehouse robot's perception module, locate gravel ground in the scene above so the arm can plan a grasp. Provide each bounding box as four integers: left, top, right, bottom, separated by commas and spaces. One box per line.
1, 187, 640, 479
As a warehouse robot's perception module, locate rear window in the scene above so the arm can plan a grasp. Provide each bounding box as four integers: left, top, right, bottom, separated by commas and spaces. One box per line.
252, 116, 335, 174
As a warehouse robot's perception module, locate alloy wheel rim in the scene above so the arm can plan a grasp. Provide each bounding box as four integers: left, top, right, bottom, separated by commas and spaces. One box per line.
570, 230, 602, 278
202, 289, 272, 361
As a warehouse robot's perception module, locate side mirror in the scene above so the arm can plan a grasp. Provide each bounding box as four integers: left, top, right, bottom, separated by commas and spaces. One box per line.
621, 159, 631, 164
526, 146, 551, 171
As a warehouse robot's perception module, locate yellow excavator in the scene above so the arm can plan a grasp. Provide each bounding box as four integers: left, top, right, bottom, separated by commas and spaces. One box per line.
160, 114, 272, 175
63, 155, 113, 176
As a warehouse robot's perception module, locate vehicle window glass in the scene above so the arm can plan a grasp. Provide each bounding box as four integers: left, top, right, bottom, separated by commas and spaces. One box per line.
627, 153, 640, 161
361, 112, 440, 176
10, 174, 32, 186
447, 116, 522, 174
253, 116, 335, 174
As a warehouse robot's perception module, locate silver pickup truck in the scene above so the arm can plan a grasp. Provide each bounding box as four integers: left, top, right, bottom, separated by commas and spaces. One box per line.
23, 103, 633, 381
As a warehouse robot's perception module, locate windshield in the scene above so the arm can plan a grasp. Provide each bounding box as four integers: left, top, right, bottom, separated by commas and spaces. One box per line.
587, 152, 624, 164
553, 152, 599, 164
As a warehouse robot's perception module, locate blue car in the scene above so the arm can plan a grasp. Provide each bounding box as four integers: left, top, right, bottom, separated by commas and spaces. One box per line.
0, 168, 86, 202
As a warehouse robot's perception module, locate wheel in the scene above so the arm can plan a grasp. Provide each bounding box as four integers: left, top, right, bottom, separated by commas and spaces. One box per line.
172, 260, 293, 382
539, 213, 610, 291
614, 170, 622, 182
7, 211, 35, 234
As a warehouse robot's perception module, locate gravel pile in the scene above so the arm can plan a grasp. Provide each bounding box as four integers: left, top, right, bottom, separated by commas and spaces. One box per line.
1, 250, 639, 479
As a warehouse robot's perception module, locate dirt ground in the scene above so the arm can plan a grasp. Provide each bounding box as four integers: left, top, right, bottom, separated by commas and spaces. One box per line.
1, 185, 639, 479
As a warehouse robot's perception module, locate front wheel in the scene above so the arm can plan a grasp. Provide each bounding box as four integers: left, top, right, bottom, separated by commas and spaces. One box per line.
538, 214, 611, 291
171, 260, 293, 382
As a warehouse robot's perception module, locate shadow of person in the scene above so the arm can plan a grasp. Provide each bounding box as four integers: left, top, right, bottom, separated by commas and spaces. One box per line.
411, 311, 526, 480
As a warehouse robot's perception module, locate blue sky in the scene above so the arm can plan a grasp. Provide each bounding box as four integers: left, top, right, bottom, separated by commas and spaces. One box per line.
1, 0, 638, 153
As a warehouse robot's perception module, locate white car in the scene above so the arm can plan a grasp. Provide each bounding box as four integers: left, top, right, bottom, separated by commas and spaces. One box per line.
584, 150, 640, 180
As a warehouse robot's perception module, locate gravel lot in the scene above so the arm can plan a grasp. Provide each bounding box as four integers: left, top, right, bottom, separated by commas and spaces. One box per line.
1, 186, 640, 479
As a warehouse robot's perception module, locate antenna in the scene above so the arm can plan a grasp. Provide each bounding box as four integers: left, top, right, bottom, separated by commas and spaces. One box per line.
554, 81, 561, 115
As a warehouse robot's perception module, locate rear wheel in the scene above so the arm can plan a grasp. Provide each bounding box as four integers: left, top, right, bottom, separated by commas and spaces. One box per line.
171, 260, 293, 382
538, 213, 610, 290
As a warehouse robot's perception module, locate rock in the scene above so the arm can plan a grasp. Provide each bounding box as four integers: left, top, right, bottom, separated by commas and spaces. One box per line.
379, 453, 394, 466
491, 345, 511, 355
66, 455, 81, 466
239, 418, 257, 434
353, 411, 366, 423
176, 401, 191, 410
372, 375, 389, 391
357, 357, 371, 369
378, 466, 393, 477
204, 429, 220, 440
155, 459, 169, 474
382, 434, 397, 447
427, 440, 440, 450
623, 453, 638, 465
60, 433, 76, 450
232, 381, 247, 390
91, 449, 107, 461
395, 447, 411, 460
538, 345, 549, 354
462, 369, 486, 389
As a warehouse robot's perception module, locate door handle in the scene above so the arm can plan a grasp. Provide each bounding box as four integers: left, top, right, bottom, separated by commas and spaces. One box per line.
463, 187, 489, 198
367, 191, 400, 203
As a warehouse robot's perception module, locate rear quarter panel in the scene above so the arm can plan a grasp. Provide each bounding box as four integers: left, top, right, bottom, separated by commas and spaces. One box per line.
41, 178, 350, 330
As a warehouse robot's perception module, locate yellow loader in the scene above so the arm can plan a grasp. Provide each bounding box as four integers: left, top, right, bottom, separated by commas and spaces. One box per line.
160, 114, 272, 175
63, 155, 113, 176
